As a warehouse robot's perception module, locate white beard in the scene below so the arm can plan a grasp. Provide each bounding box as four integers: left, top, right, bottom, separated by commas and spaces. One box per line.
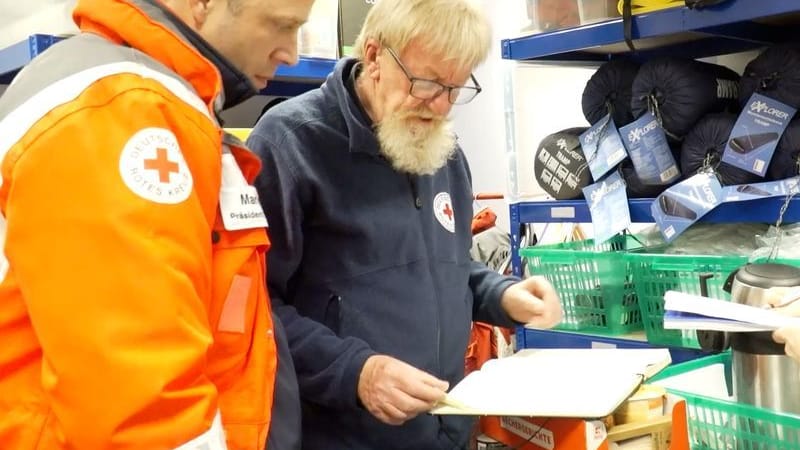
376, 109, 456, 175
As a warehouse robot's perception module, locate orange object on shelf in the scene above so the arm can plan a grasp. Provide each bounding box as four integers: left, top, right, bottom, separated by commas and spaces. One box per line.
480, 398, 689, 450
483, 416, 609, 450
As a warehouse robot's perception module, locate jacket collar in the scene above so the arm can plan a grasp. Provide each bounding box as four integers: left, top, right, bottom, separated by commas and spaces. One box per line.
324, 58, 381, 156
73, 0, 256, 113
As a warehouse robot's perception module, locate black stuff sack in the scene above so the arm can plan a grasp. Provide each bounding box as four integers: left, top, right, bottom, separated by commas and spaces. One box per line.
767, 119, 800, 180
582, 59, 641, 128
620, 159, 676, 199
739, 44, 800, 110
631, 57, 740, 141
680, 113, 762, 186
534, 127, 591, 200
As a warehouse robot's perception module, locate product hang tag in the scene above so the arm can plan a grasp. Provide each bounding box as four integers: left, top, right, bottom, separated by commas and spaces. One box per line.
219, 153, 269, 231
582, 170, 630, 243
579, 114, 628, 181
721, 93, 797, 176
720, 177, 800, 202
651, 172, 723, 243
619, 112, 680, 185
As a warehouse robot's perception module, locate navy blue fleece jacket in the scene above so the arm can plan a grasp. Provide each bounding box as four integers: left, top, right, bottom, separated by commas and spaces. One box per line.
248, 58, 519, 450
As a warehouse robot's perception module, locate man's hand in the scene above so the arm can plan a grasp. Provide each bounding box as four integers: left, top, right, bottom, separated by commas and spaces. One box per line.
357, 355, 449, 425
773, 327, 800, 362
765, 287, 800, 316
500, 276, 562, 329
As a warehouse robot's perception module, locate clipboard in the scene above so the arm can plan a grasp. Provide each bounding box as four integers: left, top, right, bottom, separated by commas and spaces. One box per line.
430, 348, 671, 418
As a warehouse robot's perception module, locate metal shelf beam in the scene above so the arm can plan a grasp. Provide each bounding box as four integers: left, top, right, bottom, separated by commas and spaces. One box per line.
0, 34, 335, 97
512, 197, 800, 224
0, 34, 62, 84
516, 327, 711, 364
274, 56, 335, 82
502, 0, 799, 61
508, 197, 800, 277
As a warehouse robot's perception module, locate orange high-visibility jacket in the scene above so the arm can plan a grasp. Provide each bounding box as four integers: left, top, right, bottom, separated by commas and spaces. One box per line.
0, 0, 276, 448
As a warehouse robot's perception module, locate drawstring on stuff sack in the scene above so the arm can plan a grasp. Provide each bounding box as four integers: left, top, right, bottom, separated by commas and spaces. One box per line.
645, 92, 682, 141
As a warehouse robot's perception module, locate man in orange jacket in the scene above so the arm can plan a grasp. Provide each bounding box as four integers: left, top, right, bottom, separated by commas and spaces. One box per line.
0, 0, 313, 448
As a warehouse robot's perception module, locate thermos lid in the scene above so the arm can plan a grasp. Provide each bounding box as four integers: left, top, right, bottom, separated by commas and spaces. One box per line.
736, 262, 800, 289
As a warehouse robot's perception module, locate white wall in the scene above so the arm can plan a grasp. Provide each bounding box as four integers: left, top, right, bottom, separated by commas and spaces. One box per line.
451, 0, 597, 232
450, 0, 518, 232
0, 0, 77, 49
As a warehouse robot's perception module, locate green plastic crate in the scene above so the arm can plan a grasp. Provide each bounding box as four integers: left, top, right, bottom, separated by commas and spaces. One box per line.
519, 234, 643, 335
652, 352, 800, 449
626, 252, 748, 349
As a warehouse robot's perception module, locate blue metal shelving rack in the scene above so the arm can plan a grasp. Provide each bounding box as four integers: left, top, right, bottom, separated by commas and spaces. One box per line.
504, 0, 800, 278
508, 197, 800, 277
502, 0, 799, 62
0, 34, 62, 84
0, 34, 336, 96
516, 327, 709, 364
504, 0, 800, 351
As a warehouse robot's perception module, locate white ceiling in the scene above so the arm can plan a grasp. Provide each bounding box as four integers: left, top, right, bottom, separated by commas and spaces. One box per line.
0, 0, 77, 48
0, 0, 77, 23
0, 0, 67, 21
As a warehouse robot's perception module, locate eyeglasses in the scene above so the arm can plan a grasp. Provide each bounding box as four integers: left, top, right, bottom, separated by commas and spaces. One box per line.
385, 47, 482, 105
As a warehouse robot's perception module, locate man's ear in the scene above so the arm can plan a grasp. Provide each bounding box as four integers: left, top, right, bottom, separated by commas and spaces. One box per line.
188, 0, 212, 27
362, 38, 382, 81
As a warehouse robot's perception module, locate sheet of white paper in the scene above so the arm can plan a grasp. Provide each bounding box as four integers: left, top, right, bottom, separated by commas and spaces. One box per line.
431, 348, 671, 418
663, 311, 777, 332
663, 290, 800, 332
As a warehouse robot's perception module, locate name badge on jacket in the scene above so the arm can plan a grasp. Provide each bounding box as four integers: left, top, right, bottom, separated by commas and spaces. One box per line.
219, 153, 269, 231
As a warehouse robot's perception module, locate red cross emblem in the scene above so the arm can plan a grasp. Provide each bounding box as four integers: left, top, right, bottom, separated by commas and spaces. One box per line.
442, 202, 454, 221
433, 192, 455, 232
143, 148, 180, 183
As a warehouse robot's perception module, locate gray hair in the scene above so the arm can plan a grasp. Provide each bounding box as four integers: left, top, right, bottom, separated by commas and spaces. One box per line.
353, 0, 492, 71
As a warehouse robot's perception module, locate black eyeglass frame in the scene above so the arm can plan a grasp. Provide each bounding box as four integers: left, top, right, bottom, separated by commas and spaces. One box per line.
385, 46, 482, 105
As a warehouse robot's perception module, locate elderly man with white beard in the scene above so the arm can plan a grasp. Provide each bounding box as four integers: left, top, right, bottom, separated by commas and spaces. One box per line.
247, 1, 562, 449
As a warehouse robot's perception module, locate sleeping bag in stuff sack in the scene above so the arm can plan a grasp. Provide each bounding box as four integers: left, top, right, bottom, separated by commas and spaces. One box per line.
534, 127, 591, 200
582, 59, 641, 127
620, 159, 675, 198
767, 119, 800, 180
670, 143, 683, 172
680, 113, 762, 186
631, 57, 740, 141
739, 44, 800, 109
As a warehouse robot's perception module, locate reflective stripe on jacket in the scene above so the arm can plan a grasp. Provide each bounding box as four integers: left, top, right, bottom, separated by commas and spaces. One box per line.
0, 0, 276, 448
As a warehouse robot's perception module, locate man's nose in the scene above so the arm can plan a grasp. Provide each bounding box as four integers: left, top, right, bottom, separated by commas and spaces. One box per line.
426, 91, 452, 116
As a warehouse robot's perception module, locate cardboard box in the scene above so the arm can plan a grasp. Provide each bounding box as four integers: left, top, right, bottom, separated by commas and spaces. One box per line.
481, 396, 690, 450
607, 415, 672, 450
338, 0, 374, 57
613, 385, 667, 425
519, 0, 619, 35
482, 416, 609, 450
578, 0, 621, 25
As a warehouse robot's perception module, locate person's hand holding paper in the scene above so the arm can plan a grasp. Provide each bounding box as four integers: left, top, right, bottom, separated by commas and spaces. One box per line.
765, 286, 800, 315
500, 276, 563, 329
769, 286, 800, 363
430, 348, 672, 417
767, 286, 800, 368
357, 355, 449, 425
773, 327, 800, 362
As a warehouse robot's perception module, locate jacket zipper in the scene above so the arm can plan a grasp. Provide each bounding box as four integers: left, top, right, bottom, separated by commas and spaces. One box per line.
407, 175, 422, 209
406, 175, 441, 375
